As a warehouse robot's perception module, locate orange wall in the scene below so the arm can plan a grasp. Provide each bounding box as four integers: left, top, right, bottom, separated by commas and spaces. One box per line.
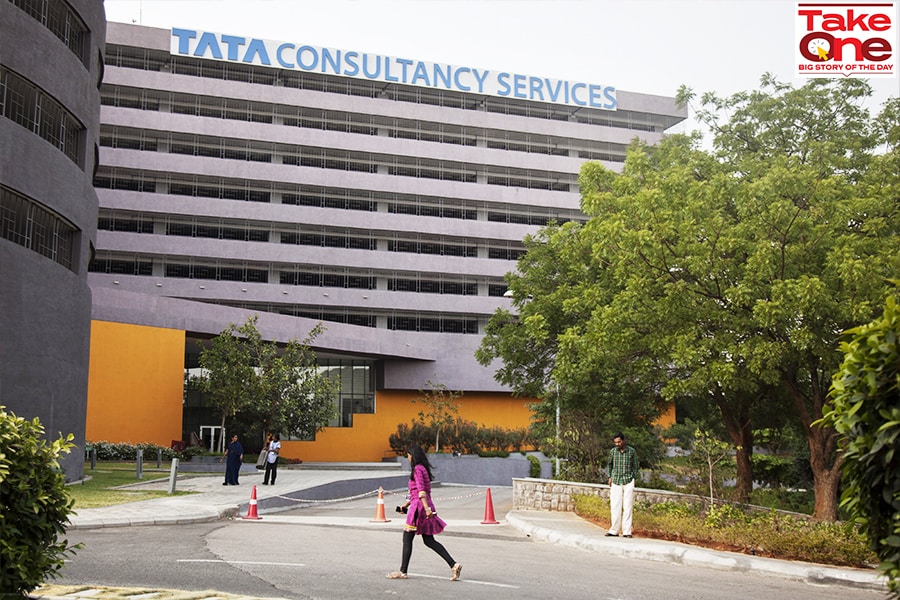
656, 402, 676, 430
282, 389, 535, 462
85, 319, 677, 461
86, 320, 184, 445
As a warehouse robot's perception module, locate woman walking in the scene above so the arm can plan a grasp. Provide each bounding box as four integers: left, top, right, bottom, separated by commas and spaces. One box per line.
386, 444, 462, 581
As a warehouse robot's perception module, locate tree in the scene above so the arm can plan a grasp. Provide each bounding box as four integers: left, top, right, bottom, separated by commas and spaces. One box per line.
198, 316, 338, 443
480, 77, 899, 518
477, 222, 668, 480
819, 292, 900, 597
412, 381, 461, 453
675, 78, 900, 519
0, 407, 78, 597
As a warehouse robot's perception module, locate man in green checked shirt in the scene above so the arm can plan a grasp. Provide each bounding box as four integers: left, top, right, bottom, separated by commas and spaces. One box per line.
606, 432, 638, 538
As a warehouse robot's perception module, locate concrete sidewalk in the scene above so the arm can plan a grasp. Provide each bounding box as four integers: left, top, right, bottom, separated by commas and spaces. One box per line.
37, 465, 887, 599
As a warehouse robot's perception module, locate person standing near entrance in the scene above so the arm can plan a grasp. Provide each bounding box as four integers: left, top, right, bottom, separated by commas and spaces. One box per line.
221, 434, 243, 485
606, 432, 638, 538
262, 433, 280, 485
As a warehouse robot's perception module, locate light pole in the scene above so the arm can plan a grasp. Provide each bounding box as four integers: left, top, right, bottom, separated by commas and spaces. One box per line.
555, 381, 561, 476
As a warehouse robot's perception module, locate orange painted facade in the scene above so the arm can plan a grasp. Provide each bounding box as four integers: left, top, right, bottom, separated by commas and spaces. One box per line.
86, 320, 184, 445
281, 389, 535, 462
84, 321, 676, 461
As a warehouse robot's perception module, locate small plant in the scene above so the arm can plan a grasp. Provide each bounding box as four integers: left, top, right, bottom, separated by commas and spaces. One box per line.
691, 429, 736, 503
527, 455, 541, 478
0, 407, 79, 597
412, 381, 461, 453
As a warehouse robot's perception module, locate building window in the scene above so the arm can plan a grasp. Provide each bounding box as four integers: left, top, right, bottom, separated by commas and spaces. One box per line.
10, 0, 90, 65
1, 185, 77, 271
315, 360, 376, 428
0, 67, 84, 165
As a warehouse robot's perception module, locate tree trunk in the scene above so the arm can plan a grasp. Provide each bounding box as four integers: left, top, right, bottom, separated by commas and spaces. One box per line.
733, 443, 754, 503
811, 461, 842, 521
782, 367, 843, 521
713, 387, 754, 503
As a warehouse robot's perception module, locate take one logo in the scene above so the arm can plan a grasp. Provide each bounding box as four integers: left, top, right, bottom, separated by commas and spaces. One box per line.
796, 2, 898, 77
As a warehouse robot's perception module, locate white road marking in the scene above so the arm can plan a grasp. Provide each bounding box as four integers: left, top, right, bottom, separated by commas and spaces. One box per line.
408, 573, 519, 588
176, 559, 305, 567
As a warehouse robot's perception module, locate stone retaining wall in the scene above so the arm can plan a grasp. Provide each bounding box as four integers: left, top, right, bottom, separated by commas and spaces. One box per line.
512, 477, 708, 512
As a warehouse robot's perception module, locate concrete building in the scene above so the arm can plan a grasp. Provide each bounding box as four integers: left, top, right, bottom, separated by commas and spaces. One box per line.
1, 0, 106, 480
7, 14, 685, 465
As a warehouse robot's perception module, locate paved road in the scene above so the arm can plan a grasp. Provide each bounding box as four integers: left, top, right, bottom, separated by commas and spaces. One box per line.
36, 468, 888, 599
56, 512, 884, 600
47, 484, 883, 600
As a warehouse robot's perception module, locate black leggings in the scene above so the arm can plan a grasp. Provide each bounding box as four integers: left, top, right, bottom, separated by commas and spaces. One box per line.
400, 530, 455, 573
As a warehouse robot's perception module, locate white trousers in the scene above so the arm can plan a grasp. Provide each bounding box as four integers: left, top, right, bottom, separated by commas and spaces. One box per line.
608, 480, 634, 536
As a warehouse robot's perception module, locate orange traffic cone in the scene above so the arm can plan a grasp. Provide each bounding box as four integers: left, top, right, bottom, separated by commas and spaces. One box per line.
242, 485, 262, 520
481, 487, 500, 524
370, 486, 391, 522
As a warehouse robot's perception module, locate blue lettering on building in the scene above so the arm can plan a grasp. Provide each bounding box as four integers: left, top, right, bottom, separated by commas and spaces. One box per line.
170, 28, 616, 110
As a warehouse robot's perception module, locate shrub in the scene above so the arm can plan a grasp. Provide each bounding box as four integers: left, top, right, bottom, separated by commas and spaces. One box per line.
572, 492, 876, 567
443, 418, 480, 454
527, 455, 541, 478
390, 421, 538, 456
476, 449, 510, 458
819, 293, 900, 597
477, 425, 511, 452
388, 422, 433, 455
86, 440, 204, 462
750, 453, 793, 488
643, 471, 678, 492
749, 488, 815, 515
0, 407, 79, 596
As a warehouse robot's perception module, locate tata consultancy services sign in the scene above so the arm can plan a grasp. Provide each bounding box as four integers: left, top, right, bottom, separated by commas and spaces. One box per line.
171, 28, 617, 110
796, 2, 898, 77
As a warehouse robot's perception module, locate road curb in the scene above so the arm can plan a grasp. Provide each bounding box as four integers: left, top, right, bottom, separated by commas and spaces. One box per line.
505, 512, 887, 592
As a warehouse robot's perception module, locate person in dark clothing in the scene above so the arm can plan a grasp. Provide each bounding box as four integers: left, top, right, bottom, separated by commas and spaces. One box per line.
221, 434, 243, 485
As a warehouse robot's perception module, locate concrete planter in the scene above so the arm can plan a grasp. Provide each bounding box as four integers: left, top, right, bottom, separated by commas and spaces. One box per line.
393, 452, 553, 486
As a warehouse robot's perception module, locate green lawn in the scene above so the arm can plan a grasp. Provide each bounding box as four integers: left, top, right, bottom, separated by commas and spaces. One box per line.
67, 464, 199, 509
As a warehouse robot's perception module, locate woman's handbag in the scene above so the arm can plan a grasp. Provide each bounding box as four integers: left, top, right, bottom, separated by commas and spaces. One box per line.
256, 447, 268, 469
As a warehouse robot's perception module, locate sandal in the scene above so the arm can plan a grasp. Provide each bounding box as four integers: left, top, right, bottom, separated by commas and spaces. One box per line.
450, 563, 462, 581
386, 571, 408, 579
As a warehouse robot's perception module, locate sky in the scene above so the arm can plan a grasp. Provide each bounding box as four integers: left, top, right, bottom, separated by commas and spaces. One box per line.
103, 0, 899, 135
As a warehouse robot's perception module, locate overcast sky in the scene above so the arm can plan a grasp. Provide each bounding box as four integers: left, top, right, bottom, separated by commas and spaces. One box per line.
104, 0, 899, 135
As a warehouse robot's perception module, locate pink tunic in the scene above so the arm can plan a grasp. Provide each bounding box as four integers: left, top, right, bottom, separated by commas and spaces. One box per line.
404, 464, 447, 535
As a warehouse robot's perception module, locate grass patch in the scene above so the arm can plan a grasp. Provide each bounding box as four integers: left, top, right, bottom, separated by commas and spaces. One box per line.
67, 464, 197, 509
573, 494, 877, 568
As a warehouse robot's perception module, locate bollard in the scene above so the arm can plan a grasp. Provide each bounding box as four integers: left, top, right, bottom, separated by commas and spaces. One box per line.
136, 448, 143, 479
168, 458, 179, 494
157, 449, 162, 469
90, 446, 96, 470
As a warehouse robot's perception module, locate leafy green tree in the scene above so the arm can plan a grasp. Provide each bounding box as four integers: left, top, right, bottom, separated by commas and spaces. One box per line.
196, 320, 257, 445
198, 316, 337, 443
480, 77, 899, 519
477, 223, 668, 480
674, 77, 900, 519
0, 407, 78, 596
413, 381, 461, 453
819, 293, 900, 597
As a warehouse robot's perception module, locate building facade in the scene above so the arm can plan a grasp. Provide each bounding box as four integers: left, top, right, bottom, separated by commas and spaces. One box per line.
1, 0, 105, 480
87, 22, 684, 461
